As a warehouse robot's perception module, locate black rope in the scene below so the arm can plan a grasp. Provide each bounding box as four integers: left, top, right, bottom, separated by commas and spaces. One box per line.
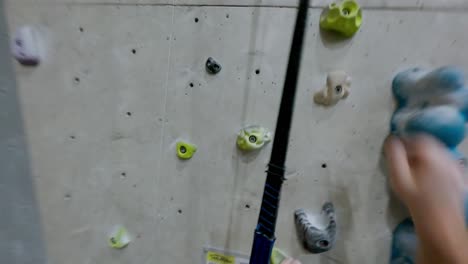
255, 0, 309, 239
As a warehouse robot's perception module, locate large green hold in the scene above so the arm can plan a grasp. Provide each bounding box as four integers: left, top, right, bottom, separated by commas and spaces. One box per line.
320, 0, 362, 37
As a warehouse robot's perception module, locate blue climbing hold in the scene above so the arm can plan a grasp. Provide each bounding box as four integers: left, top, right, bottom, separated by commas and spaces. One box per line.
391, 66, 468, 160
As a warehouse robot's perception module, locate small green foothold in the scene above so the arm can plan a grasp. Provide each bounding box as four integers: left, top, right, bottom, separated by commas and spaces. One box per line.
237, 125, 272, 151
176, 141, 197, 159
108, 226, 130, 249
320, 0, 362, 37
270, 248, 288, 264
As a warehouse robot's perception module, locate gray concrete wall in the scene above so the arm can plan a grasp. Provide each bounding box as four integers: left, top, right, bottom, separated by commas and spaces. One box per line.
4, 0, 468, 263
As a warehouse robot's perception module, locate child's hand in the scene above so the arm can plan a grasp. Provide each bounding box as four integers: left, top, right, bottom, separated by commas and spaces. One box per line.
384, 135, 468, 263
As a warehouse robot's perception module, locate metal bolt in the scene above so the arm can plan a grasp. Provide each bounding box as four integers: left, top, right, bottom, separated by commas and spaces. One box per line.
249, 135, 257, 143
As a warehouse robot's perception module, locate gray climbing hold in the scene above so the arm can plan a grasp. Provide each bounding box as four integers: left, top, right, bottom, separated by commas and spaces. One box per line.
11, 26, 41, 66
206, 57, 222, 74
294, 202, 336, 254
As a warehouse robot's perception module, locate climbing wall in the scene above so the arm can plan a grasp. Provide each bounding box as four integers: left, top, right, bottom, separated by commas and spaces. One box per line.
4, 0, 468, 263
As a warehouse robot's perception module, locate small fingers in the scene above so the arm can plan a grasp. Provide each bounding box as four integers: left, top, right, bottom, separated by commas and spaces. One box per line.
384, 135, 414, 198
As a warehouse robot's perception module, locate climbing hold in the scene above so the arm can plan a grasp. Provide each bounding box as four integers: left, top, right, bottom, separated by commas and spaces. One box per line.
176, 141, 197, 159
391, 66, 468, 160
206, 57, 222, 74
314, 71, 351, 106
236, 125, 272, 151
108, 226, 130, 249
270, 248, 288, 264
11, 26, 41, 66
319, 0, 362, 37
294, 202, 336, 254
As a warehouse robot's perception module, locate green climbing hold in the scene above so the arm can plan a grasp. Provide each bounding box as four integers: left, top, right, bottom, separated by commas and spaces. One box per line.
236, 125, 272, 151
270, 248, 288, 264
108, 226, 130, 249
320, 0, 362, 37
176, 141, 197, 159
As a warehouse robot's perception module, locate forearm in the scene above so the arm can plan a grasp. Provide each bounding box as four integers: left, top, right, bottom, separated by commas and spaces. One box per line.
413, 208, 468, 264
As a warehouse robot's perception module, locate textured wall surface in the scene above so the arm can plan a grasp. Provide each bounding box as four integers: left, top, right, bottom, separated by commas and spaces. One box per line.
4, 0, 468, 263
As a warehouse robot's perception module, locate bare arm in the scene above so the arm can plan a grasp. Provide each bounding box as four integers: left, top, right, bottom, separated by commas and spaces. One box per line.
384, 135, 468, 264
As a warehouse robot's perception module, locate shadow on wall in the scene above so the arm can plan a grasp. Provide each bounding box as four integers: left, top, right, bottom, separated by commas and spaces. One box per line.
0, 0, 48, 263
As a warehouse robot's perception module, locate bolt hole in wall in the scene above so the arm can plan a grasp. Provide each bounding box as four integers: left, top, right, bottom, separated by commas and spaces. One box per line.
126, 112, 132, 117
245, 204, 251, 209
121, 172, 126, 179
255, 69, 261, 75
74, 77, 80, 84
194, 17, 199, 23
189, 82, 194, 88
321, 163, 327, 168
131, 48, 136, 54
178, 209, 183, 214
79, 27, 83, 32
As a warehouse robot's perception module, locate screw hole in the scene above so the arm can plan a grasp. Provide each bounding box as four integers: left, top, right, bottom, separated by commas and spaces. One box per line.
335, 85, 342, 93
249, 135, 257, 143
74, 77, 80, 83
189, 82, 194, 87
321, 163, 327, 168
194, 17, 199, 23
255, 69, 261, 75
178, 209, 182, 214
131, 48, 136, 54
180, 146, 187, 154
245, 204, 250, 209
121, 172, 126, 178
64, 193, 72, 200
226, 14, 230, 18
126, 112, 132, 116
70, 135, 76, 139
79, 27, 84, 32
318, 240, 329, 247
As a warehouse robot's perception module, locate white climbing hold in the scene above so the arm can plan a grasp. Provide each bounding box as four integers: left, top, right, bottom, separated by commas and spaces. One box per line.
313, 71, 351, 106
11, 26, 42, 66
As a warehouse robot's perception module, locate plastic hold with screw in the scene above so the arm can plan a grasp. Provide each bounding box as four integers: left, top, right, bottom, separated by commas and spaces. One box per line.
320, 0, 362, 37
236, 125, 272, 151
108, 226, 130, 249
11, 26, 41, 66
391, 66, 468, 160
176, 141, 197, 159
206, 57, 222, 74
270, 248, 288, 264
314, 71, 351, 106
294, 202, 336, 254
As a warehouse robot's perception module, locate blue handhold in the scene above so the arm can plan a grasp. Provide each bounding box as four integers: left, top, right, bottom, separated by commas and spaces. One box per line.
390, 66, 468, 263
391, 66, 468, 159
